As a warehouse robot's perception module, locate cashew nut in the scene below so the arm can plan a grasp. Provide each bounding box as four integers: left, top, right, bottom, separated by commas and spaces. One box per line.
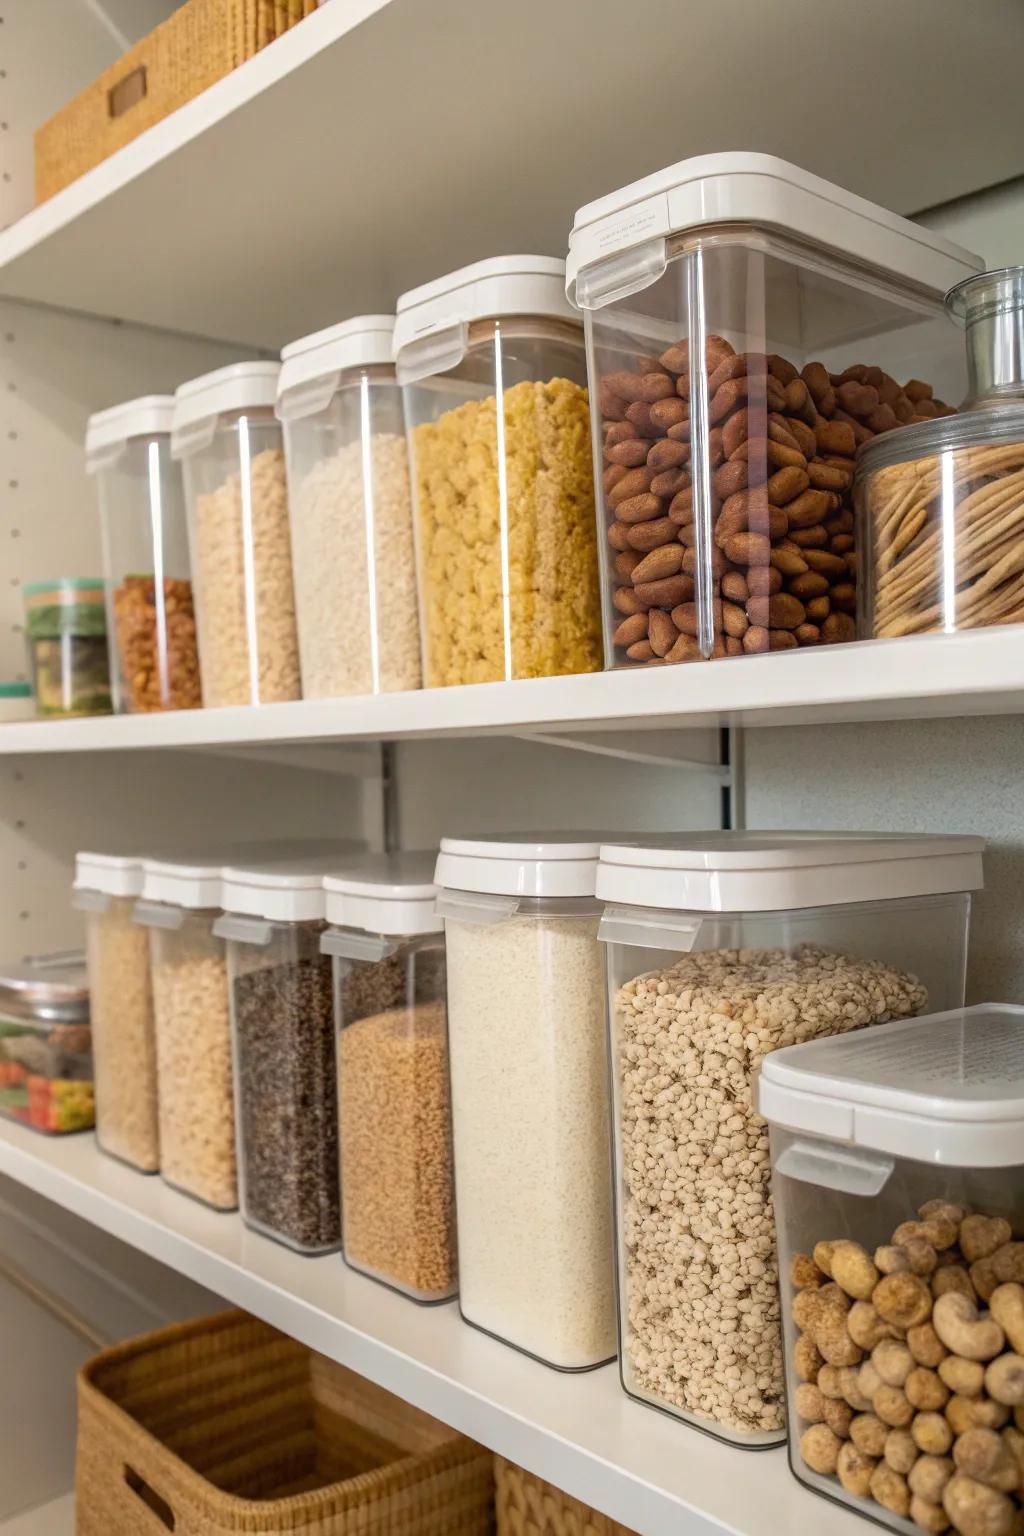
934, 1267, 979, 1303
990, 1286, 1024, 1355
909, 1455, 955, 1504
874, 1337, 915, 1386
914, 1412, 955, 1456
794, 1333, 824, 1383
793, 1288, 823, 1332
848, 1300, 898, 1351
791, 1251, 825, 1289
940, 1356, 987, 1398
859, 1360, 883, 1401
851, 1412, 889, 1457
875, 1383, 915, 1427
896, 1219, 960, 1253
887, 1426, 923, 1472
875, 1272, 934, 1330
814, 1240, 836, 1278
795, 1382, 827, 1422
871, 1462, 912, 1515
992, 1246, 1024, 1286
960, 1217, 1013, 1265
800, 1422, 842, 1475
818, 1364, 845, 1399
838, 1365, 873, 1413
907, 1367, 951, 1413
973, 1260, 1001, 1302
986, 1355, 1024, 1408
943, 1472, 1016, 1536
831, 1240, 881, 1300
877, 1244, 913, 1275
1002, 1425, 1024, 1487
953, 1428, 1020, 1493
948, 1396, 1011, 1435
920, 1200, 967, 1227
910, 1494, 952, 1533
933, 1294, 1006, 1363
837, 1440, 877, 1498
909, 1323, 951, 1369
823, 1396, 854, 1438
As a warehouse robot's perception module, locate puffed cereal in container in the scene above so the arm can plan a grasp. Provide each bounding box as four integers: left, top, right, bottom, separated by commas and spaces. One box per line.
395, 257, 602, 687
596, 831, 983, 1446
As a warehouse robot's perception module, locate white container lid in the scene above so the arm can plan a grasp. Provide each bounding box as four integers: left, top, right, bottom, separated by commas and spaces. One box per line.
171, 361, 280, 458
759, 1005, 1024, 1167
277, 315, 395, 421
220, 851, 359, 924
565, 152, 984, 307
596, 832, 984, 913
85, 395, 175, 473
74, 850, 146, 899
434, 832, 623, 899
323, 850, 441, 936
139, 839, 332, 911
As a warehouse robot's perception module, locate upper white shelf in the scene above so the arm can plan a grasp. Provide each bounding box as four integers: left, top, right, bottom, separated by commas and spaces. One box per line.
2, 629, 1024, 753
3, 0, 1024, 347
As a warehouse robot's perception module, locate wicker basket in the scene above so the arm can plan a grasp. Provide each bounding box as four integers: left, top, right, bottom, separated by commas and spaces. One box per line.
76, 1310, 495, 1535
495, 1457, 637, 1536
34, 0, 313, 203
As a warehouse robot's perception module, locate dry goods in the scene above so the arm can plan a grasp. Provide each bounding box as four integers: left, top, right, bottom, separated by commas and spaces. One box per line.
233, 954, 339, 1251
614, 946, 927, 1433
190, 447, 301, 705
290, 434, 421, 696
0, 1021, 93, 1133
864, 442, 1024, 638
88, 897, 159, 1171
413, 378, 602, 685
445, 914, 615, 1366
598, 345, 951, 662
792, 1201, 1024, 1535
112, 575, 201, 711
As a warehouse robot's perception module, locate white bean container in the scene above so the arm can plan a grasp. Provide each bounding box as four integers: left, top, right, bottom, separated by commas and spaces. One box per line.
596, 832, 984, 1446
435, 833, 617, 1370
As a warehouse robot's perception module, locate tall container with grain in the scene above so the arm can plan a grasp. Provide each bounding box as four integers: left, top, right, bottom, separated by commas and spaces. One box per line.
435, 834, 618, 1370
564, 153, 982, 667
172, 362, 300, 707
323, 851, 455, 1301
395, 257, 602, 687
595, 832, 984, 1445
278, 316, 421, 698
86, 396, 200, 713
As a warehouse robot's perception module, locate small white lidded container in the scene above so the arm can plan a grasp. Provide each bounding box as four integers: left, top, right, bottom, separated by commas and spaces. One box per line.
278, 316, 420, 699
761, 1005, 1024, 1534
322, 851, 455, 1302
435, 833, 617, 1370
596, 831, 984, 1446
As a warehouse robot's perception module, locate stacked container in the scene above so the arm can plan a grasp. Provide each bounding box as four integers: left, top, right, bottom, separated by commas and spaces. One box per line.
86, 396, 200, 713
565, 153, 982, 666
172, 362, 300, 708
279, 316, 421, 698
595, 832, 984, 1444
323, 852, 455, 1301
0, 954, 93, 1134
395, 257, 602, 687
435, 835, 617, 1370
73, 851, 159, 1172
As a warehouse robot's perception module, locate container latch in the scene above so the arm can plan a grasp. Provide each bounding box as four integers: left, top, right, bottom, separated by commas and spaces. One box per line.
395, 322, 468, 386
573, 237, 668, 311
598, 904, 702, 952
212, 913, 274, 946
132, 900, 185, 932
434, 889, 521, 926
320, 928, 398, 963
774, 1138, 895, 1197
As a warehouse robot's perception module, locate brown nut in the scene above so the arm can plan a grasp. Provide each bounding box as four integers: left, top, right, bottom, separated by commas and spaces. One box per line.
800, 1423, 842, 1475
934, 1267, 978, 1302
831, 1242, 881, 1301
1002, 1425, 1024, 1486
895, 1220, 960, 1254
875, 1338, 915, 1387
986, 1355, 1024, 1407
818, 1364, 846, 1400
849, 1302, 898, 1351
992, 1246, 1024, 1285
839, 1366, 874, 1413
947, 1397, 1011, 1435
989, 1287, 1024, 1355
972, 1260, 1001, 1302
851, 1412, 890, 1457
795, 1382, 827, 1423
953, 1428, 1020, 1493
933, 1294, 1006, 1362
910, 1456, 956, 1505
909, 1324, 950, 1369
612, 614, 649, 648
940, 1357, 987, 1397
960, 1217, 1013, 1265
920, 1201, 968, 1227
794, 1333, 824, 1383
877, 1245, 913, 1276
910, 1494, 951, 1532
943, 1472, 1016, 1536
813, 1241, 836, 1278
647, 608, 679, 658
875, 1384, 915, 1428
914, 1412, 955, 1456
907, 1368, 951, 1413
837, 1440, 877, 1498
872, 1462, 912, 1515
875, 1273, 934, 1331
824, 1396, 855, 1438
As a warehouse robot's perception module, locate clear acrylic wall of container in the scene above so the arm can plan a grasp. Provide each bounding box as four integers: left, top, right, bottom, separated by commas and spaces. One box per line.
565, 154, 981, 669
596, 832, 983, 1446
395, 257, 602, 687
0, 954, 93, 1135
279, 317, 421, 698
86, 397, 201, 713
172, 362, 300, 708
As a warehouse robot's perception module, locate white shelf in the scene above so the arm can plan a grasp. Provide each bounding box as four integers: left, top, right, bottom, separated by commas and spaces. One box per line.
3, 0, 1023, 346
0, 1119, 864, 1536
0, 1495, 75, 1536
3, 629, 1024, 754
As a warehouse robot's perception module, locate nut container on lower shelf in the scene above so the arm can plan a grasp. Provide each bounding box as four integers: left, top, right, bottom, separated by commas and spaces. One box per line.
0, 953, 93, 1134
760, 1004, 1024, 1536
595, 832, 984, 1447
24, 579, 112, 718
323, 851, 455, 1302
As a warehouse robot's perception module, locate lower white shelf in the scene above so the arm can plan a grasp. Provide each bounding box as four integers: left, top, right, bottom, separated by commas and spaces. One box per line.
0, 1120, 865, 1536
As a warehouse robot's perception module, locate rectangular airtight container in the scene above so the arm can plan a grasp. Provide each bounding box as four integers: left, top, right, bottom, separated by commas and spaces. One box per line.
0, 953, 93, 1134
323, 852, 455, 1302
595, 831, 984, 1445
73, 851, 159, 1171
279, 316, 421, 698
436, 834, 617, 1370
172, 362, 300, 707
395, 256, 602, 687
761, 1005, 1024, 1536
86, 396, 200, 713
565, 153, 982, 666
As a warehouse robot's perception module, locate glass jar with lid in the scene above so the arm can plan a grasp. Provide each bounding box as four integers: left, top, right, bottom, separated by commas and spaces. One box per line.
0, 953, 93, 1134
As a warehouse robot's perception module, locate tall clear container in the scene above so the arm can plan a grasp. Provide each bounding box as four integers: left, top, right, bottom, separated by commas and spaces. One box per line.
761, 1005, 1024, 1536
73, 852, 159, 1172
278, 316, 421, 698
565, 153, 982, 667
86, 396, 200, 713
436, 835, 618, 1370
395, 256, 602, 687
172, 362, 300, 708
323, 852, 455, 1301
596, 832, 984, 1446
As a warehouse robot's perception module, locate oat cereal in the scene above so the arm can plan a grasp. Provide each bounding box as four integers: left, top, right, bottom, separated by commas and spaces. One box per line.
87, 895, 160, 1172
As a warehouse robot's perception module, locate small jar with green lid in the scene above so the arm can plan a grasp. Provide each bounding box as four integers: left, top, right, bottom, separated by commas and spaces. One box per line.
23, 579, 113, 718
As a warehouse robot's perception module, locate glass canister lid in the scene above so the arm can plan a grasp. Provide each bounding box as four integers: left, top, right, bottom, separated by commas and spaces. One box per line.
857, 397, 1024, 474
0, 952, 89, 1023
946, 264, 1024, 406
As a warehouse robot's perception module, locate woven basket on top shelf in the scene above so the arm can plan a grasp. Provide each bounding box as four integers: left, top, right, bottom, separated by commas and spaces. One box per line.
76, 1309, 495, 1535
495, 1457, 638, 1536
34, 0, 319, 203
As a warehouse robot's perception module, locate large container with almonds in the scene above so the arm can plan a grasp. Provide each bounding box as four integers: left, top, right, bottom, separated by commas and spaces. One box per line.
86, 396, 200, 713
565, 153, 981, 666
761, 1004, 1024, 1536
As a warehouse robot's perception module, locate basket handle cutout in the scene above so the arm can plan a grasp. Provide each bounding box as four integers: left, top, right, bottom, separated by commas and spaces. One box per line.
108, 67, 147, 120
124, 1464, 176, 1530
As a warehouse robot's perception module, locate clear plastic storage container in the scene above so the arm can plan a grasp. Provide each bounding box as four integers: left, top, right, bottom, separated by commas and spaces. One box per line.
323, 851, 455, 1301
761, 1005, 1024, 1536
172, 362, 300, 708
73, 851, 159, 1171
595, 832, 984, 1446
24, 579, 112, 717
279, 316, 420, 698
436, 834, 617, 1370
565, 153, 982, 667
86, 396, 200, 713
0, 954, 93, 1134
395, 257, 602, 687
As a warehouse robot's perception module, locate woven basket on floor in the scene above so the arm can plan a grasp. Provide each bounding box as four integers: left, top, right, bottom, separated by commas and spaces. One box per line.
495, 1457, 636, 1536
34, 0, 315, 203
76, 1309, 495, 1535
